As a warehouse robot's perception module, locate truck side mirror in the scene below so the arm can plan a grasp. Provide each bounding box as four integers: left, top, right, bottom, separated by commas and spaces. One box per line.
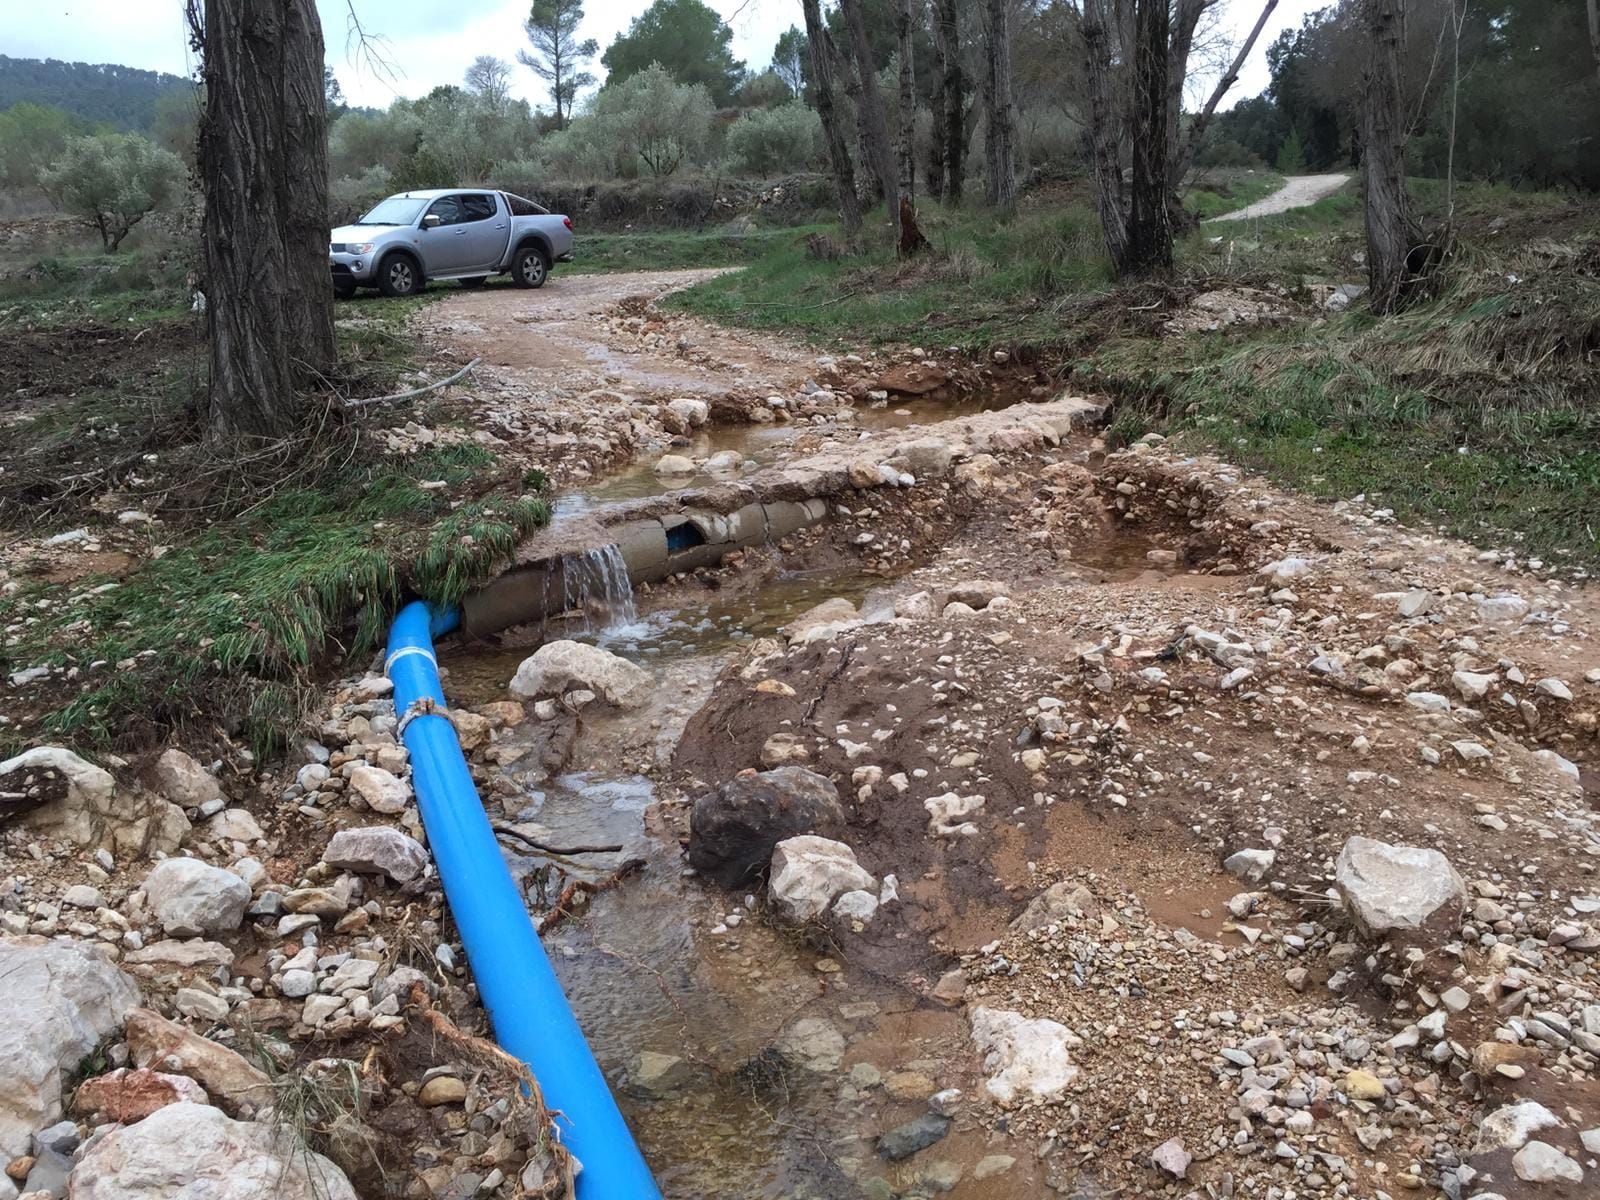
422, 213, 442, 229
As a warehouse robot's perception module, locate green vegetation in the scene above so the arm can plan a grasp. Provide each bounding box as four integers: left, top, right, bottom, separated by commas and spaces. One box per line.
670, 202, 1113, 351
670, 178, 1599, 565
0, 295, 549, 759
568, 226, 823, 273
1186, 169, 1286, 219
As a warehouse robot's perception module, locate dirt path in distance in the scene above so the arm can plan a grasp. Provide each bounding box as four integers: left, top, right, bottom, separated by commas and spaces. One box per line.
1207, 172, 1352, 221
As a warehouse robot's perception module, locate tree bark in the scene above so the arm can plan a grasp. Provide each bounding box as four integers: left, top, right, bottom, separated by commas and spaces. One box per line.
895, 0, 916, 205
932, 0, 965, 204
1081, 0, 1128, 269
981, 0, 1017, 213
838, 0, 900, 237
802, 0, 862, 238
200, 0, 334, 441
1588, 0, 1600, 83
1361, 0, 1423, 311
1125, 0, 1173, 274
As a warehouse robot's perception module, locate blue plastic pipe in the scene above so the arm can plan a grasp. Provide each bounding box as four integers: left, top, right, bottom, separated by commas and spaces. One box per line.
385, 600, 661, 1199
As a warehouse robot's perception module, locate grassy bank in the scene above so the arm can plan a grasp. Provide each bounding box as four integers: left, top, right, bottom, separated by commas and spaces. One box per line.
0, 294, 548, 758
670, 178, 1599, 565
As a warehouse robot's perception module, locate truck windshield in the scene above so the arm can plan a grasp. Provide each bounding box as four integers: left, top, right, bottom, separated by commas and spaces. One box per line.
354, 196, 430, 226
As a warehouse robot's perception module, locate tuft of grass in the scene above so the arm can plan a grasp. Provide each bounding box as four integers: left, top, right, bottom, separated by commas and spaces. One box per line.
1186, 169, 1288, 219
2, 447, 548, 758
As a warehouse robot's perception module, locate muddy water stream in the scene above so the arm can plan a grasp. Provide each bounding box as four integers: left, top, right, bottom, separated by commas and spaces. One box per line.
435, 401, 1031, 1199
554, 393, 1023, 518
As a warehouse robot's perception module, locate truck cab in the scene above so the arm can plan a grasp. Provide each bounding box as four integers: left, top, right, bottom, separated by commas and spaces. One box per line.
329, 188, 574, 299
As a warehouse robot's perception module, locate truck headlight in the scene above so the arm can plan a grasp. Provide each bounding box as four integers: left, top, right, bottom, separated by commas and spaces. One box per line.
348, 242, 375, 254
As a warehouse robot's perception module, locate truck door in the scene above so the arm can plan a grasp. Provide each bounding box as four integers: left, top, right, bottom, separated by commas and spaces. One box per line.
458, 193, 509, 272
418, 194, 474, 274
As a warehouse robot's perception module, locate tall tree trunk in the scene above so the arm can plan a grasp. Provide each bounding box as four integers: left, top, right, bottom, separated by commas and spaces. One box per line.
200, 0, 334, 441
1588, 0, 1600, 82
929, 14, 948, 201
934, 0, 965, 204
838, 0, 900, 237
1362, 0, 1423, 311
1081, 0, 1128, 269
280, 0, 335, 377
802, 0, 862, 238
981, 0, 1017, 213
1125, 0, 1173, 274
895, 0, 916, 205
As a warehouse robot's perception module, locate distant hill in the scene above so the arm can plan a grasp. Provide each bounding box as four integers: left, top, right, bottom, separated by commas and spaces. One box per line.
0, 55, 194, 132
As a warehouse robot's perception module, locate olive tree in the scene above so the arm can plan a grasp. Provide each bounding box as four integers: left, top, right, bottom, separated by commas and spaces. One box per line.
40, 133, 185, 252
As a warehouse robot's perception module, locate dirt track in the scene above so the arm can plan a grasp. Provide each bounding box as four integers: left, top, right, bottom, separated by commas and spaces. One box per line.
1208, 172, 1352, 221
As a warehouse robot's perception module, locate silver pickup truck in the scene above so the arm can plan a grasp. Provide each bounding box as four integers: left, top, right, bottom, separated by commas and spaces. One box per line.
329, 188, 574, 298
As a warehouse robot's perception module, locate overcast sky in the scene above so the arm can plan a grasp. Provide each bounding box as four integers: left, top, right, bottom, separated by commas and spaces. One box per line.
7, 1, 1326, 112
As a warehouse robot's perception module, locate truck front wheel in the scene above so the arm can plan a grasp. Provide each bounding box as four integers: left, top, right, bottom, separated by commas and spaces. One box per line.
511, 244, 549, 289
378, 253, 422, 298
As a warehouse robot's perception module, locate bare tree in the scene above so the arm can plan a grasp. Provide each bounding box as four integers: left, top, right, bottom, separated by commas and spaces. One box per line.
1362, 0, 1426, 310
1169, 0, 1279, 189
981, 0, 1018, 214
518, 0, 597, 129
801, 0, 862, 238
464, 55, 514, 114
929, 0, 967, 203
193, 0, 334, 441
838, 0, 901, 238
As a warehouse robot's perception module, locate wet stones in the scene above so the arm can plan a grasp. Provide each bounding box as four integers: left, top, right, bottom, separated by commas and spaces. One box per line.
142, 858, 250, 937
924, 792, 984, 838
767, 835, 874, 923
876, 1113, 951, 1161
969, 1007, 1082, 1106
687, 767, 844, 888
508, 640, 651, 709
1334, 836, 1466, 941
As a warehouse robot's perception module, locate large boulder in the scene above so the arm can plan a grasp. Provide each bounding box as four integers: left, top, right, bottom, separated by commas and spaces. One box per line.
969, 1007, 1082, 1107
149, 749, 222, 809
509, 641, 650, 709
687, 767, 844, 887
143, 858, 250, 937
1335, 836, 1466, 940
884, 436, 954, 479
768, 836, 874, 924
67, 1102, 357, 1199
0, 746, 189, 856
124, 1010, 272, 1115
0, 937, 141, 1159
345, 765, 410, 815
322, 826, 428, 883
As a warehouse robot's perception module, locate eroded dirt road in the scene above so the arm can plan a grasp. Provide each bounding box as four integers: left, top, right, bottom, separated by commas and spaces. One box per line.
408, 270, 1600, 1198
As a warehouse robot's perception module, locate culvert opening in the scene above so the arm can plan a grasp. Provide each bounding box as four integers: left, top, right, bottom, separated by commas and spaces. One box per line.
665, 521, 708, 553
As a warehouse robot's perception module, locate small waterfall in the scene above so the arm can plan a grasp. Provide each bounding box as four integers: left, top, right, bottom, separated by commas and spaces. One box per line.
558, 543, 638, 632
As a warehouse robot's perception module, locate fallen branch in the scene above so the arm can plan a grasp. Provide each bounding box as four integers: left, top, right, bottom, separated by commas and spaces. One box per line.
491, 822, 623, 857
536, 857, 647, 934
344, 358, 480, 410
